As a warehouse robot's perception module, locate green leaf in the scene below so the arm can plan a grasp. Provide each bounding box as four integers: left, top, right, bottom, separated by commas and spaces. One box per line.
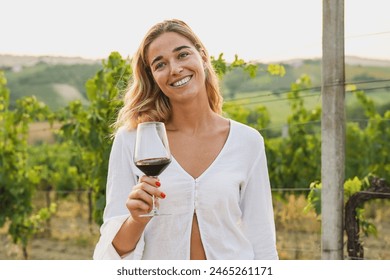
267, 64, 286, 77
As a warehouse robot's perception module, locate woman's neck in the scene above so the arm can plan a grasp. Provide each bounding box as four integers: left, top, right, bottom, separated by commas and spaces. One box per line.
167, 102, 221, 136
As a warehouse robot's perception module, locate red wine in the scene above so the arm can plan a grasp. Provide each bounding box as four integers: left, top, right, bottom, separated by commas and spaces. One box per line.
135, 157, 171, 176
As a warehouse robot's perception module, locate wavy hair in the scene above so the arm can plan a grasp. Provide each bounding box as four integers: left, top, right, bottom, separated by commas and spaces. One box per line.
114, 19, 223, 130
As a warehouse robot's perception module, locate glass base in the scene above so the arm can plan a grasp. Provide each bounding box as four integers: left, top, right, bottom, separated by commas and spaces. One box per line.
139, 209, 171, 217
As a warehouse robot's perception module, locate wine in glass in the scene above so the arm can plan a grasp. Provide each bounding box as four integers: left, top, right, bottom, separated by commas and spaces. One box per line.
134, 122, 171, 217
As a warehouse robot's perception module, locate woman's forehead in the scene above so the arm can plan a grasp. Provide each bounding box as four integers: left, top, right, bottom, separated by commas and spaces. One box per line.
147, 32, 195, 62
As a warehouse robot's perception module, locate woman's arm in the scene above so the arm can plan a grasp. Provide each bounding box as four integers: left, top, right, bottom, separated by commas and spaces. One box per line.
112, 175, 165, 256
240, 136, 278, 260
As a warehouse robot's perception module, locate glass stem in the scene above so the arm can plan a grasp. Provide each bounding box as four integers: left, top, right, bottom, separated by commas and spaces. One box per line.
151, 176, 159, 215
152, 195, 158, 214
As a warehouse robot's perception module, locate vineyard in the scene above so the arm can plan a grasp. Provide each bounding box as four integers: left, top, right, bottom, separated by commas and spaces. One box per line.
1, 191, 389, 260
1, 52, 389, 259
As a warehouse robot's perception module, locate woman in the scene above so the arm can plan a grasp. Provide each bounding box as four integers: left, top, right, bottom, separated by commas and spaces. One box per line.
93, 19, 278, 260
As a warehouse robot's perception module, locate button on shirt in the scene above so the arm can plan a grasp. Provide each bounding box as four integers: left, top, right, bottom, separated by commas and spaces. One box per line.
93, 119, 278, 260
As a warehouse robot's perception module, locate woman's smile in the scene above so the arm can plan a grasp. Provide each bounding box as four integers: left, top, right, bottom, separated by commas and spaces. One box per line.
171, 75, 192, 87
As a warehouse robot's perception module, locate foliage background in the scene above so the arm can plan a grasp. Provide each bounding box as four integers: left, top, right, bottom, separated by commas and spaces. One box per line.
1, 53, 389, 259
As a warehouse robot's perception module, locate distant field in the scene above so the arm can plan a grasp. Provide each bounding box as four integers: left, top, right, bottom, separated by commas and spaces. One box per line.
52, 83, 88, 104
2, 59, 101, 110
2, 54, 389, 123
229, 88, 389, 129
28, 122, 61, 144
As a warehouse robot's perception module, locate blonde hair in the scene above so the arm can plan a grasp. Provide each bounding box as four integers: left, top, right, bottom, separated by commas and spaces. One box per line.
114, 19, 223, 130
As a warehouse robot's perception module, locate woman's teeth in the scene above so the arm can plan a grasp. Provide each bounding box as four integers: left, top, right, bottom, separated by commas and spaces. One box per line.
172, 76, 191, 87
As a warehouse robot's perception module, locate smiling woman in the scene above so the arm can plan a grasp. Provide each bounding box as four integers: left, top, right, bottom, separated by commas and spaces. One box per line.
146, 32, 208, 109
114, 19, 222, 130
93, 19, 278, 260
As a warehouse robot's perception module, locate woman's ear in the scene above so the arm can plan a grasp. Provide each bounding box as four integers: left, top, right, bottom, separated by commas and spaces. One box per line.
201, 49, 207, 62
201, 52, 208, 68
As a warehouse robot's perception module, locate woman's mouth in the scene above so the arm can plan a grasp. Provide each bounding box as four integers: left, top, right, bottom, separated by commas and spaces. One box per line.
171, 76, 192, 87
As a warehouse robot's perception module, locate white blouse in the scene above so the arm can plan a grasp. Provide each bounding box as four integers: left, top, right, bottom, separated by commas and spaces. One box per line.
93, 119, 278, 260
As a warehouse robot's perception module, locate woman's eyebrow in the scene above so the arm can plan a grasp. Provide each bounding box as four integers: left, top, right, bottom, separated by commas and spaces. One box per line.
150, 45, 191, 67
172, 45, 191, 52
150, 55, 163, 67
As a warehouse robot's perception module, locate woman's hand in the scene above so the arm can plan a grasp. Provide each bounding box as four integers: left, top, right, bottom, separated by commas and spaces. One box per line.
126, 175, 166, 223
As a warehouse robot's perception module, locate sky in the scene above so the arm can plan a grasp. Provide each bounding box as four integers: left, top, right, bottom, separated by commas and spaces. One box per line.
1, 0, 390, 63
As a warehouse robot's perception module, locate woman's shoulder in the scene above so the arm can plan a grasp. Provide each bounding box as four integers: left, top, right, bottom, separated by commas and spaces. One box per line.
113, 125, 137, 143
230, 119, 264, 143
227, 119, 266, 160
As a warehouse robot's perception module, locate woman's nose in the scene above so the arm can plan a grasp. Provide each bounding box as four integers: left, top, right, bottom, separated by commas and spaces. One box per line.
169, 61, 183, 75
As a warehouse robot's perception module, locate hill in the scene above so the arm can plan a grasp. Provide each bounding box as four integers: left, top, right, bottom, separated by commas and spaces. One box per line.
1, 54, 389, 116
0, 54, 100, 68
221, 56, 390, 127
222, 56, 390, 98
0, 54, 102, 111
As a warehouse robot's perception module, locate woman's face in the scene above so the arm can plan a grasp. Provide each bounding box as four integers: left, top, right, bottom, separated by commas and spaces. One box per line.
147, 32, 207, 105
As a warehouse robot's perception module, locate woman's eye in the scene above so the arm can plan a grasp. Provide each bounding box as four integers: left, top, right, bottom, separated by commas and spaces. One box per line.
155, 62, 165, 70
179, 52, 189, 59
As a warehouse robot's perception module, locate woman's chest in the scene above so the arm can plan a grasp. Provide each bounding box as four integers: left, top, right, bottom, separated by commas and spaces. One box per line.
168, 132, 228, 179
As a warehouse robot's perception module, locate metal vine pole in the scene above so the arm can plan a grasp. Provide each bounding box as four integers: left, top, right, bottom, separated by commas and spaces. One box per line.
321, 0, 345, 259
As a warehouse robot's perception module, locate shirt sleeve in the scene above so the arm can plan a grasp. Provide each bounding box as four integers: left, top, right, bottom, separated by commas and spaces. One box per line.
93, 127, 145, 260
93, 215, 144, 259
239, 135, 279, 260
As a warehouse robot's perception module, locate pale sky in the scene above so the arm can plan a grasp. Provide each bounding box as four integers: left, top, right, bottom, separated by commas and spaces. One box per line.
1, 0, 389, 62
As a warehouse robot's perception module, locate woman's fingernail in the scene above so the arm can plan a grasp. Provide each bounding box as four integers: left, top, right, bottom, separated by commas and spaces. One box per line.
155, 181, 161, 187
160, 192, 166, 199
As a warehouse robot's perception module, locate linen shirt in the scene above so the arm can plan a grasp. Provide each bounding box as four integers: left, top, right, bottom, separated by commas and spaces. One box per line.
93, 119, 278, 260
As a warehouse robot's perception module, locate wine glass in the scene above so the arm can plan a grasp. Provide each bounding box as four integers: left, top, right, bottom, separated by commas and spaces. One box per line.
134, 122, 171, 217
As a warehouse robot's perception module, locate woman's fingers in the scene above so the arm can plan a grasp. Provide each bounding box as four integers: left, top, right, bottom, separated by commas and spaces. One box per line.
126, 176, 166, 215
138, 175, 161, 188
137, 175, 166, 199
